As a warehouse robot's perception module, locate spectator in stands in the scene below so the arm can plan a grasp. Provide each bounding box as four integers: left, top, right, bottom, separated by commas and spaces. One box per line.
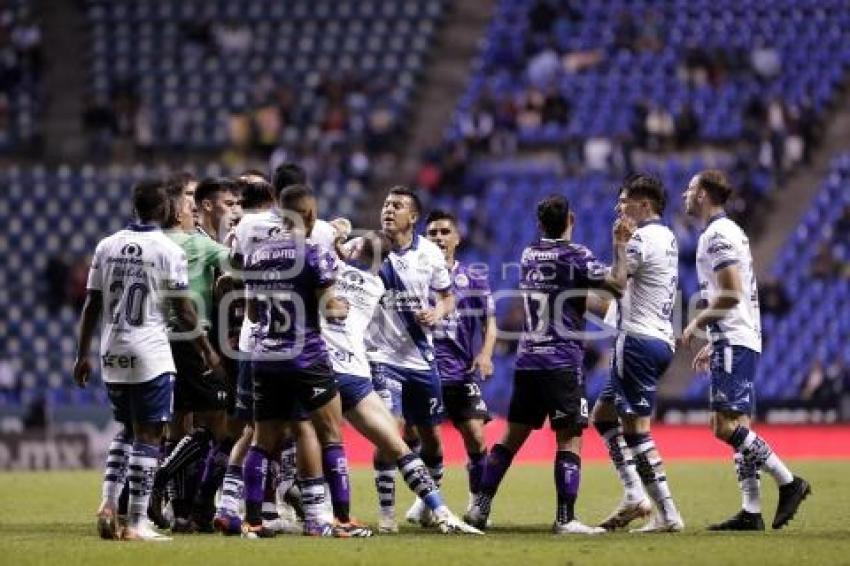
82, 95, 117, 160
458, 103, 496, 153
801, 360, 844, 403
526, 45, 560, 90
675, 103, 700, 148
811, 242, 840, 279
645, 104, 675, 151
528, 0, 557, 35
67, 256, 89, 311
516, 88, 545, 131
751, 39, 781, 81
541, 88, 570, 126
636, 9, 665, 53
612, 10, 638, 52
44, 254, 69, 312
759, 277, 791, 318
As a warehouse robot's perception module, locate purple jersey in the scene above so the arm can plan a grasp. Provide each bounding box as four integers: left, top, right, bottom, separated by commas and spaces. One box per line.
244, 234, 336, 369
433, 262, 494, 383
514, 238, 608, 371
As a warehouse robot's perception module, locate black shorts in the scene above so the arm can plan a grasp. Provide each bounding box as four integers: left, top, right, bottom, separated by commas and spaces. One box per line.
507, 368, 588, 433
442, 381, 491, 425
252, 360, 337, 422
221, 353, 239, 416
171, 340, 228, 413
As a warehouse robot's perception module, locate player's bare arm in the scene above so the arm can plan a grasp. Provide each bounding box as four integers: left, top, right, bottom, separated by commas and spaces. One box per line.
682, 263, 743, 350
470, 313, 497, 379
415, 288, 455, 327
73, 289, 103, 388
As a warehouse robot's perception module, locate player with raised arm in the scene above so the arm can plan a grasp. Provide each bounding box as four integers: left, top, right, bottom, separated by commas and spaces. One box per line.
465, 194, 610, 535
681, 170, 811, 531
75, 179, 219, 541
591, 174, 684, 533
321, 230, 482, 535
405, 209, 496, 526
368, 186, 456, 534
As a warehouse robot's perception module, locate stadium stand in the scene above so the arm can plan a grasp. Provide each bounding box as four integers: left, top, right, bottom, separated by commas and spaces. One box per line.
83, 0, 444, 155
446, 0, 850, 150
0, 0, 42, 151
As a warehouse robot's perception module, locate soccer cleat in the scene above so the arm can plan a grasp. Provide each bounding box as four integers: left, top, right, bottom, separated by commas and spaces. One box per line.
707, 510, 765, 531
405, 498, 436, 527
240, 523, 277, 539
147, 488, 170, 530
121, 520, 173, 542
553, 519, 607, 535
598, 497, 652, 531
302, 520, 337, 537
463, 494, 492, 530
96, 504, 118, 540
213, 511, 243, 536
334, 519, 374, 538
629, 512, 685, 533
434, 507, 484, 535
377, 509, 399, 534
263, 516, 302, 535
772, 476, 811, 529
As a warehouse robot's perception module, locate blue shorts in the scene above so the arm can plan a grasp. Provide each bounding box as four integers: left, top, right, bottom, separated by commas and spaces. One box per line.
709, 344, 758, 415
234, 359, 254, 422
370, 362, 444, 427
337, 373, 374, 413
106, 372, 175, 425
599, 334, 673, 417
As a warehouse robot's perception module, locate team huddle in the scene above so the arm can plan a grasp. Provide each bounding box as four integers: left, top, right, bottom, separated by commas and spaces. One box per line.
72, 164, 811, 542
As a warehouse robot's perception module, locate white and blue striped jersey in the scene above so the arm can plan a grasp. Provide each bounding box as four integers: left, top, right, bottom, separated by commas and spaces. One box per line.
618, 220, 678, 348
696, 214, 761, 352
321, 263, 385, 378
366, 235, 453, 371
86, 224, 188, 384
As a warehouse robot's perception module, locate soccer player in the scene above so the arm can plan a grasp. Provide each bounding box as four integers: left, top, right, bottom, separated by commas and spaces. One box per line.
405, 209, 496, 525
150, 176, 233, 533
195, 178, 242, 242
240, 183, 351, 538
367, 186, 455, 533
322, 230, 482, 535
681, 170, 811, 531
590, 174, 684, 532
465, 194, 609, 535
74, 179, 219, 541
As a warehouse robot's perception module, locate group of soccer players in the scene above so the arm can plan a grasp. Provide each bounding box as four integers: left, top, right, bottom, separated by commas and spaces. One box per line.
73, 162, 811, 542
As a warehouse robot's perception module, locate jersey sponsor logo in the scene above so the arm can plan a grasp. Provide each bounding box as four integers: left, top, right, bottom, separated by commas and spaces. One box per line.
101, 352, 138, 369
120, 243, 143, 257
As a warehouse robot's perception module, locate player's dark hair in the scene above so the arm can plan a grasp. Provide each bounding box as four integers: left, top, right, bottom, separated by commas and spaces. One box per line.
387, 185, 421, 217
272, 163, 307, 198
696, 170, 733, 205
279, 183, 315, 211
537, 194, 571, 239
620, 173, 667, 214
425, 208, 458, 228
162, 172, 197, 228
361, 230, 393, 264
194, 177, 237, 205
235, 176, 274, 210
132, 178, 169, 224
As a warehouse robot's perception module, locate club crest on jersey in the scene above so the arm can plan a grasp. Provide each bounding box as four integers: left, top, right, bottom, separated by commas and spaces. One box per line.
120, 243, 143, 257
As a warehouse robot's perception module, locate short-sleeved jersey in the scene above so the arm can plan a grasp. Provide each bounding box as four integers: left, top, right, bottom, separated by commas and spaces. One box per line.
696, 214, 761, 352
618, 220, 678, 347
433, 261, 494, 382
515, 238, 608, 371
321, 262, 385, 378
244, 233, 336, 368
366, 235, 453, 371
232, 210, 337, 353
166, 229, 229, 326
86, 224, 188, 384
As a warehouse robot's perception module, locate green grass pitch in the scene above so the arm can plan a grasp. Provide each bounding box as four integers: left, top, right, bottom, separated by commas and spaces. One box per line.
1, 461, 848, 566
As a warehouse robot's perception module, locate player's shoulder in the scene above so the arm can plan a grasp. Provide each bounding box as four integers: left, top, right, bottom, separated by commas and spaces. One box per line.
152, 230, 188, 259
416, 234, 444, 258
635, 221, 676, 246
